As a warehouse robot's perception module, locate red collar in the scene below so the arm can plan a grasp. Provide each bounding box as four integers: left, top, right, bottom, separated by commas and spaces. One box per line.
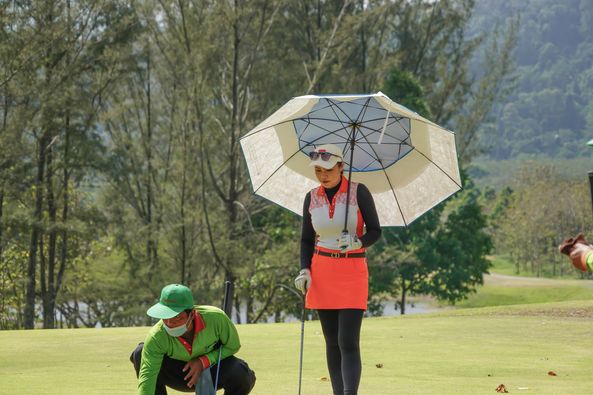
176, 310, 206, 355
316, 176, 349, 196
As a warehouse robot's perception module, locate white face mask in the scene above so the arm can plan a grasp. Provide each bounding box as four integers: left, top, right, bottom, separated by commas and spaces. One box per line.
163, 312, 192, 337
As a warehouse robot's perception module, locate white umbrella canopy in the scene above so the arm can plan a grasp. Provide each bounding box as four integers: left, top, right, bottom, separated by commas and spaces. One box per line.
240, 92, 461, 226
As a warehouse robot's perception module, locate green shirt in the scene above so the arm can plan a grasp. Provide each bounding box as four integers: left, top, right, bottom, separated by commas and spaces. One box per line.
138, 305, 241, 395
586, 251, 593, 272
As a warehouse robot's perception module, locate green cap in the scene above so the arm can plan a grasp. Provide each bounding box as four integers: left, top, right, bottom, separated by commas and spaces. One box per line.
587, 138, 593, 147
147, 284, 194, 319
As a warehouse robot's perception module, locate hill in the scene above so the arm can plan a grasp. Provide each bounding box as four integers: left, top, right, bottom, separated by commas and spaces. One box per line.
471, 0, 593, 160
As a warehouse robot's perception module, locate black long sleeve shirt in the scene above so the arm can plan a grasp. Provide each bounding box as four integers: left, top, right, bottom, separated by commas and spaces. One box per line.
300, 180, 381, 269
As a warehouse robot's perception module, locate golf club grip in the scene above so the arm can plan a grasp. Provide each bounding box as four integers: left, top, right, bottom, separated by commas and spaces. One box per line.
222, 281, 233, 316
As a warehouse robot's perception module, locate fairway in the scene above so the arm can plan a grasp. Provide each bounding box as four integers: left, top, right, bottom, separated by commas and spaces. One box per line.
1, 300, 593, 394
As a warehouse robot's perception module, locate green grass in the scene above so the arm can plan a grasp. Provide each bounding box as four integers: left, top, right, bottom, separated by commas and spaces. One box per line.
457, 283, 593, 308
455, 267, 593, 308
2, 301, 593, 394
488, 255, 582, 279
490, 255, 520, 277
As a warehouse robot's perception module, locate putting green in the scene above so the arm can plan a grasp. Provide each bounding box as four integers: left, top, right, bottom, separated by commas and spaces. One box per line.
1, 300, 593, 394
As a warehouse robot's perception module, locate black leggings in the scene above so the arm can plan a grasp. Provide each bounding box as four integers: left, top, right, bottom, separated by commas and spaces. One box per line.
317, 309, 364, 395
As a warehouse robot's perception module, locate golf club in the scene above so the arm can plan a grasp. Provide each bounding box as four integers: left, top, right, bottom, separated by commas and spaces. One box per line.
298, 292, 305, 395
249, 283, 305, 394
214, 280, 233, 391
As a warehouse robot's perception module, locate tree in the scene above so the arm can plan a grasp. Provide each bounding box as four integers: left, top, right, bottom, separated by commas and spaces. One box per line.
493, 163, 593, 277
417, 180, 492, 303
1, 0, 139, 328
369, 177, 491, 314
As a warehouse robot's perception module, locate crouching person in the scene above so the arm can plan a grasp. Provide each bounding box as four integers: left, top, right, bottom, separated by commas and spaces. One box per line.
559, 233, 593, 272
130, 284, 256, 395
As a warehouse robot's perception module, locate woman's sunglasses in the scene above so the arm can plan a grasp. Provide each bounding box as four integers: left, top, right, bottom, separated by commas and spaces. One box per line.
309, 151, 340, 161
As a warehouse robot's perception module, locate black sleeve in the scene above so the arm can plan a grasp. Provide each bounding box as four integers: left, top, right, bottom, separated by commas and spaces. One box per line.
300, 192, 315, 270
357, 184, 382, 248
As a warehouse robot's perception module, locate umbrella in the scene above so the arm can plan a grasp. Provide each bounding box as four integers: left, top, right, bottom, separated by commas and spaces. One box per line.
240, 92, 461, 226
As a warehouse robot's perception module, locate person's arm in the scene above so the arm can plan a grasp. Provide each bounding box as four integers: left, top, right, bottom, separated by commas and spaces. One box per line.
357, 184, 381, 248
559, 234, 593, 272
300, 192, 315, 269
138, 331, 167, 395
199, 311, 241, 368
586, 252, 593, 272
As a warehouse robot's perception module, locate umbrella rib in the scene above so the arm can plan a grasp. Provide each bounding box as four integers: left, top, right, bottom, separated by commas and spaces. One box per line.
348, 133, 386, 169
358, 121, 409, 143
324, 98, 357, 156
412, 147, 463, 189
359, 115, 405, 123
251, 149, 308, 195
354, 98, 372, 124
356, 122, 408, 226
306, 99, 384, 116
326, 98, 359, 123
298, 118, 353, 151
342, 98, 374, 165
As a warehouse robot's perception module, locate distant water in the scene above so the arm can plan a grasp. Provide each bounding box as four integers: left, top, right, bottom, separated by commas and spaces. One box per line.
381, 301, 440, 316
86, 300, 442, 328
233, 300, 441, 324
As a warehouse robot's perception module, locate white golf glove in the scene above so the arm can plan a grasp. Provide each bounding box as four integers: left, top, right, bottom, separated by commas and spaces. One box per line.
294, 269, 311, 293
338, 233, 362, 252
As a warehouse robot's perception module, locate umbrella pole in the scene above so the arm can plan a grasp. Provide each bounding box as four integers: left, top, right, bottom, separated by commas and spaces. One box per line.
343, 131, 357, 233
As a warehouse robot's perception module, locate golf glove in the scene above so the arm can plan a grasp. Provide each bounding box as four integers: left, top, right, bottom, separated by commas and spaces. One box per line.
338, 233, 362, 252
559, 233, 593, 272
294, 269, 311, 293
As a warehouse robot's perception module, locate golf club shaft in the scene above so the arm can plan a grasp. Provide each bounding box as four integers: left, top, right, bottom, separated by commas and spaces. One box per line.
214, 281, 233, 391
298, 297, 305, 395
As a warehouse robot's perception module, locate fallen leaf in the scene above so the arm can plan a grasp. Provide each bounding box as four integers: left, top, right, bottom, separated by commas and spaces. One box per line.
319, 377, 328, 381
376, 363, 383, 368
548, 371, 557, 376
495, 384, 508, 393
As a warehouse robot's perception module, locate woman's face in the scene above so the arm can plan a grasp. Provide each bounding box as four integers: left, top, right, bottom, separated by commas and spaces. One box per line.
314, 162, 343, 188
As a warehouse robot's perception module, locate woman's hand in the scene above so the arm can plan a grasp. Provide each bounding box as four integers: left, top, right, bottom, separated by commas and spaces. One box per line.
294, 269, 312, 293
338, 233, 362, 251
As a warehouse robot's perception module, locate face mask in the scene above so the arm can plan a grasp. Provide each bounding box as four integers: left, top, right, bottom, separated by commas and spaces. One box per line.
163, 312, 192, 337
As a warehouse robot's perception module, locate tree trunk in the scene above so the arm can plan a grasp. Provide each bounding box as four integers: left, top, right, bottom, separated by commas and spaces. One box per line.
57, 113, 71, 324
0, 189, 3, 261
43, 144, 57, 329
145, 47, 157, 277
234, 298, 242, 324
25, 133, 48, 329
399, 277, 407, 315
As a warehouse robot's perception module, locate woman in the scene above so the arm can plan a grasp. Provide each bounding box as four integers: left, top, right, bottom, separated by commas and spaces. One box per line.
294, 144, 381, 395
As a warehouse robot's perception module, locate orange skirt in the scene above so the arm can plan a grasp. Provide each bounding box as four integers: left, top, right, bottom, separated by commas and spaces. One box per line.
305, 248, 368, 310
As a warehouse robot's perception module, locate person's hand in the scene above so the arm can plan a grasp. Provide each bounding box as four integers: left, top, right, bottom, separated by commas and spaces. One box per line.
337, 232, 362, 252
568, 243, 593, 272
559, 233, 593, 272
294, 269, 311, 293
182, 358, 204, 388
